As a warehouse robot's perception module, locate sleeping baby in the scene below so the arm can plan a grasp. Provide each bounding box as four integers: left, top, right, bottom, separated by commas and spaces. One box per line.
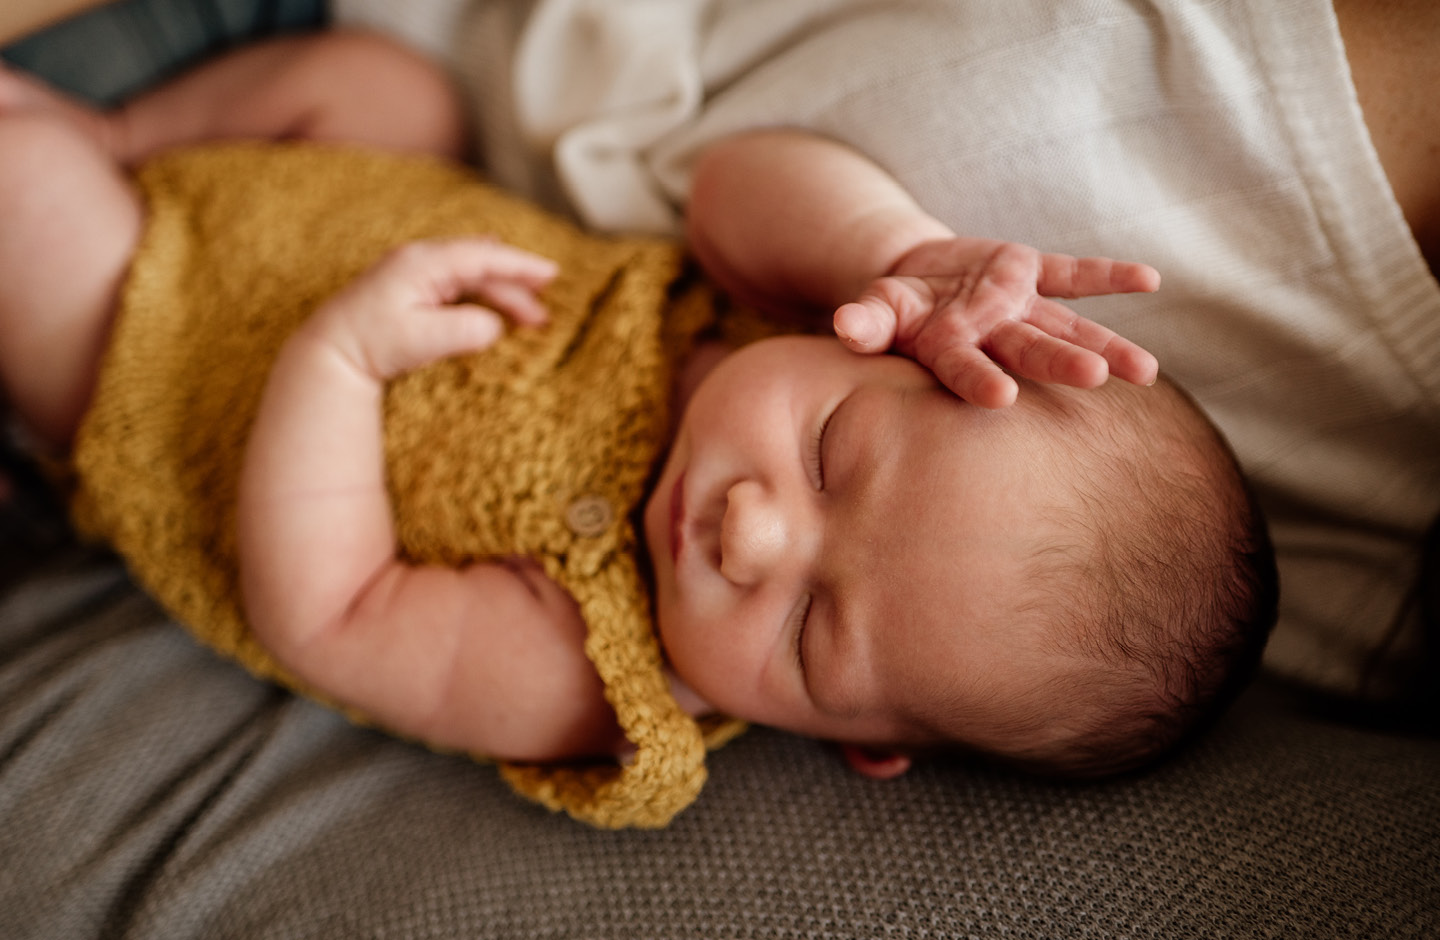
0, 31, 1276, 827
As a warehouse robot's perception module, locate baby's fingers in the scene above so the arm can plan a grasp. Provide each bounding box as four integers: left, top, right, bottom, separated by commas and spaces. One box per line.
366, 304, 507, 378
1026, 300, 1159, 387
1037, 254, 1160, 299
923, 341, 1021, 409
834, 295, 900, 353
986, 319, 1110, 389
391, 238, 558, 308
473, 278, 550, 328
1091, 332, 1157, 387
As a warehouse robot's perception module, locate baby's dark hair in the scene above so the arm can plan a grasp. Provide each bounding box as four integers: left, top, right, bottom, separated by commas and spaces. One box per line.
973, 377, 1278, 777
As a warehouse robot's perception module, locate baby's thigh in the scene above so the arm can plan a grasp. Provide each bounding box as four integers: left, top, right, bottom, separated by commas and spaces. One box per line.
0, 112, 141, 449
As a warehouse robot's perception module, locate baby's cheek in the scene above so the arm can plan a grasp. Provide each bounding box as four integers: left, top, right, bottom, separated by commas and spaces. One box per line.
654, 610, 729, 705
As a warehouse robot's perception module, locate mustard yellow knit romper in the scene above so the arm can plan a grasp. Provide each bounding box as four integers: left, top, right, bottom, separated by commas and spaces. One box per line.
70, 143, 743, 829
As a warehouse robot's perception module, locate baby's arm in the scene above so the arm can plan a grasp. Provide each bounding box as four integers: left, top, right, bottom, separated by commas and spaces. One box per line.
238, 238, 624, 763
687, 130, 1160, 408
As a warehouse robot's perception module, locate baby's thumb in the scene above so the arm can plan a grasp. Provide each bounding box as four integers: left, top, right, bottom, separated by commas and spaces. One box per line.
391, 304, 505, 374
833, 298, 896, 353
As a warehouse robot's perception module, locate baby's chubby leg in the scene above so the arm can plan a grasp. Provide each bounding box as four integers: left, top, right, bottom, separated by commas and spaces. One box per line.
0, 62, 116, 151
0, 108, 141, 450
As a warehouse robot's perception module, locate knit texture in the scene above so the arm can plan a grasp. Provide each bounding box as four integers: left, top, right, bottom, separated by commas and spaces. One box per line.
69, 142, 743, 829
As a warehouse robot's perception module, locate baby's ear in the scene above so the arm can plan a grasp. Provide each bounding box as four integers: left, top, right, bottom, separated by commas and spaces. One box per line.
840, 744, 912, 780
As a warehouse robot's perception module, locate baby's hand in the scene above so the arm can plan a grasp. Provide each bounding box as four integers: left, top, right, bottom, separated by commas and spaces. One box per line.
305, 238, 557, 381
833, 237, 1160, 408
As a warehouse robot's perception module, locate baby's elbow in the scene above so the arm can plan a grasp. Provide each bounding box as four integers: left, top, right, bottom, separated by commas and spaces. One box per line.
441, 648, 623, 764
479, 694, 626, 765
417, 565, 625, 764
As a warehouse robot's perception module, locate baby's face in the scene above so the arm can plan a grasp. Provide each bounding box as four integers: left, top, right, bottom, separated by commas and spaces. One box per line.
643, 336, 1074, 751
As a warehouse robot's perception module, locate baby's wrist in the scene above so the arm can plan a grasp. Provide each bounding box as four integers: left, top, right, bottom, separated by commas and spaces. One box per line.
277, 314, 385, 395
870, 214, 954, 280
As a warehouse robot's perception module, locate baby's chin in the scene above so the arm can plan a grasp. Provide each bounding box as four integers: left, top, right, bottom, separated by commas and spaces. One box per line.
644, 562, 705, 716
661, 663, 716, 719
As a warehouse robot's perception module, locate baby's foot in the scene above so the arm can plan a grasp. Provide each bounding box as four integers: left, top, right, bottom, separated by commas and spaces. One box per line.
0, 63, 119, 157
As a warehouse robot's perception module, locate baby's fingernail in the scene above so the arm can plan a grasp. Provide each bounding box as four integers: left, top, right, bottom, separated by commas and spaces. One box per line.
835, 305, 881, 347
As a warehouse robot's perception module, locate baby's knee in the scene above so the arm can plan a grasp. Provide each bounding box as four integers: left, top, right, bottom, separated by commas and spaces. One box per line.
0, 110, 61, 164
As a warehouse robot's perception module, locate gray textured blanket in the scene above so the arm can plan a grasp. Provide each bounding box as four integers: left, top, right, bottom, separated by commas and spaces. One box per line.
1, 518, 1436, 937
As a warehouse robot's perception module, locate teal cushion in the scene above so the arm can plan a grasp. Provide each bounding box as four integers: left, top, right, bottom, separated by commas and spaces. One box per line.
1, 0, 325, 105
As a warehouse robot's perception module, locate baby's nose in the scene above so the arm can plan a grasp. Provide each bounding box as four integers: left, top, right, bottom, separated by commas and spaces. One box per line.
719, 480, 806, 586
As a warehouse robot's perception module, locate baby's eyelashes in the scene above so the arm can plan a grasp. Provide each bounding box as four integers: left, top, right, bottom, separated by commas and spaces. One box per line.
808, 409, 835, 489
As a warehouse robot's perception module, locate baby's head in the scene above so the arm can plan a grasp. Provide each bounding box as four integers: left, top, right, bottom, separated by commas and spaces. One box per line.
644, 336, 1276, 778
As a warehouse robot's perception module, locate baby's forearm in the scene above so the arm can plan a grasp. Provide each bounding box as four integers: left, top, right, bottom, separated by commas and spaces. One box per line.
237, 324, 396, 652
685, 130, 952, 319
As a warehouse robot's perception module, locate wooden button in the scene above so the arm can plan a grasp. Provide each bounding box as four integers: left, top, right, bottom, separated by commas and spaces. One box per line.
565, 494, 614, 537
